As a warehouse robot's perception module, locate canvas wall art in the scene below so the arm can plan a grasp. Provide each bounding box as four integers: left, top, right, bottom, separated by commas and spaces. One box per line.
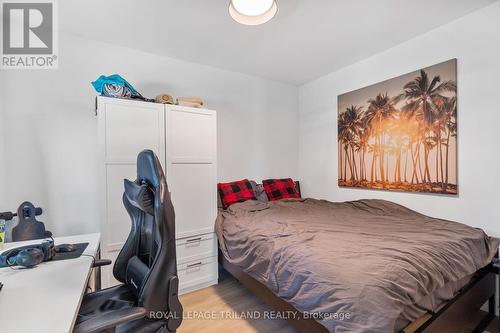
337, 59, 457, 194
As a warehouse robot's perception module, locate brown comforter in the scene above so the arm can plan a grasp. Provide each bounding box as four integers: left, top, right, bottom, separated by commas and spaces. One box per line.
215, 198, 499, 333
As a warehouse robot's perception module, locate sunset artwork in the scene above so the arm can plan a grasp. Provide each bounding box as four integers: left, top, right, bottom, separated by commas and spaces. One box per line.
337, 59, 457, 194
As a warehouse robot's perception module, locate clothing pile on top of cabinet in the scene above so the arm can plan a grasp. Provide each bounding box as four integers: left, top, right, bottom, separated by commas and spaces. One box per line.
91, 74, 206, 108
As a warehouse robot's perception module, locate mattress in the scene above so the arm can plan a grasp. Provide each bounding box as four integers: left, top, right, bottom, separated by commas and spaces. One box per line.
215, 198, 498, 333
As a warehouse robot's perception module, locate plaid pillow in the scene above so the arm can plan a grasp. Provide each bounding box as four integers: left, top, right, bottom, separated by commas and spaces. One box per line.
218, 179, 257, 209
262, 178, 301, 201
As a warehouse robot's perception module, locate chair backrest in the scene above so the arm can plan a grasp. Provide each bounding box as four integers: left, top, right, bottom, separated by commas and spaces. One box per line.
113, 150, 182, 326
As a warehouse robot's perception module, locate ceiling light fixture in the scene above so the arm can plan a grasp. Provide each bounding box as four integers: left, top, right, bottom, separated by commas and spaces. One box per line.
229, 0, 278, 26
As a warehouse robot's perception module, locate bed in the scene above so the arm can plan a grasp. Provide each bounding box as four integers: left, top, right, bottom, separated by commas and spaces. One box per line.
215, 195, 499, 333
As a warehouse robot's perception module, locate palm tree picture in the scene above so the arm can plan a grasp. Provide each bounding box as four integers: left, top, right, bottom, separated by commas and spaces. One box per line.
338, 59, 457, 194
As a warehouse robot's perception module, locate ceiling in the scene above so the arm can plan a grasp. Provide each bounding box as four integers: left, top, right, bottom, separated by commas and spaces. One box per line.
60, 0, 497, 85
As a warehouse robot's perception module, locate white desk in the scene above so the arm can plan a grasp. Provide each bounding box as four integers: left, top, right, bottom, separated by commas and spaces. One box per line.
0, 233, 100, 333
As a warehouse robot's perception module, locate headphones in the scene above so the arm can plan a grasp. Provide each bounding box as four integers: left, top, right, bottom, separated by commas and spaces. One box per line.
0, 239, 55, 268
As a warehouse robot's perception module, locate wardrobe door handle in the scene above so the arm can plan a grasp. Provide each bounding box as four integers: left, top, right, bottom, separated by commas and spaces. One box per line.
186, 237, 202, 243
186, 262, 202, 269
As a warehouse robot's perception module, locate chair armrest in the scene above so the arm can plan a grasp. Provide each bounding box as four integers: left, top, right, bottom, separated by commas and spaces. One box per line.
73, 307, 147, 333
92, 259, 112, 268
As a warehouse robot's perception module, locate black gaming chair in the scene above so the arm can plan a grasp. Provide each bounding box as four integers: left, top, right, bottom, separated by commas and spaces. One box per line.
74, 150, 183, 333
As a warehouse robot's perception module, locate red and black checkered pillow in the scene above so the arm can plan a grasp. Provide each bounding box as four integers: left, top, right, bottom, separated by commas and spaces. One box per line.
262, 178, 301, 201
217, 179, 257, 209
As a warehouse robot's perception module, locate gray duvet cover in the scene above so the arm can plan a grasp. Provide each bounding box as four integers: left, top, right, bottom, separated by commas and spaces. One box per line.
215, 198, 498, 333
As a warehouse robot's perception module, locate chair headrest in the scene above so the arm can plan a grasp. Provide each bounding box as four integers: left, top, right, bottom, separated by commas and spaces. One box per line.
136, 149, 164, 189
124, 179, 154, 215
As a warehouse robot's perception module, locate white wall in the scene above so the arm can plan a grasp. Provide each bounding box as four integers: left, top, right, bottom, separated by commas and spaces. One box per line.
298, 2, 500, 236
0, 33, 298, 236
0, 78, 5, 206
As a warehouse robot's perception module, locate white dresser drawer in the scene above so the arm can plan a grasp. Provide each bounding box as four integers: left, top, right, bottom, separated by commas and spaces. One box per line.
178, 256, 218, 294
176, 233, 217, 265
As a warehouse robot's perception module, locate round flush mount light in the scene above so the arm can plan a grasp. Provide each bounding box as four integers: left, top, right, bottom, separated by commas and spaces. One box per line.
229, 0, 278, 26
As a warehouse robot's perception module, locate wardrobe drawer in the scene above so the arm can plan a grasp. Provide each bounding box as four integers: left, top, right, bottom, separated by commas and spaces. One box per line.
176, 233, 217, 265
178, 256, 218, 294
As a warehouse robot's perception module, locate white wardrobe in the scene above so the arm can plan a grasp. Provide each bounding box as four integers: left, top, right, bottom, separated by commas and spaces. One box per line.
96, 96, 218, 294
